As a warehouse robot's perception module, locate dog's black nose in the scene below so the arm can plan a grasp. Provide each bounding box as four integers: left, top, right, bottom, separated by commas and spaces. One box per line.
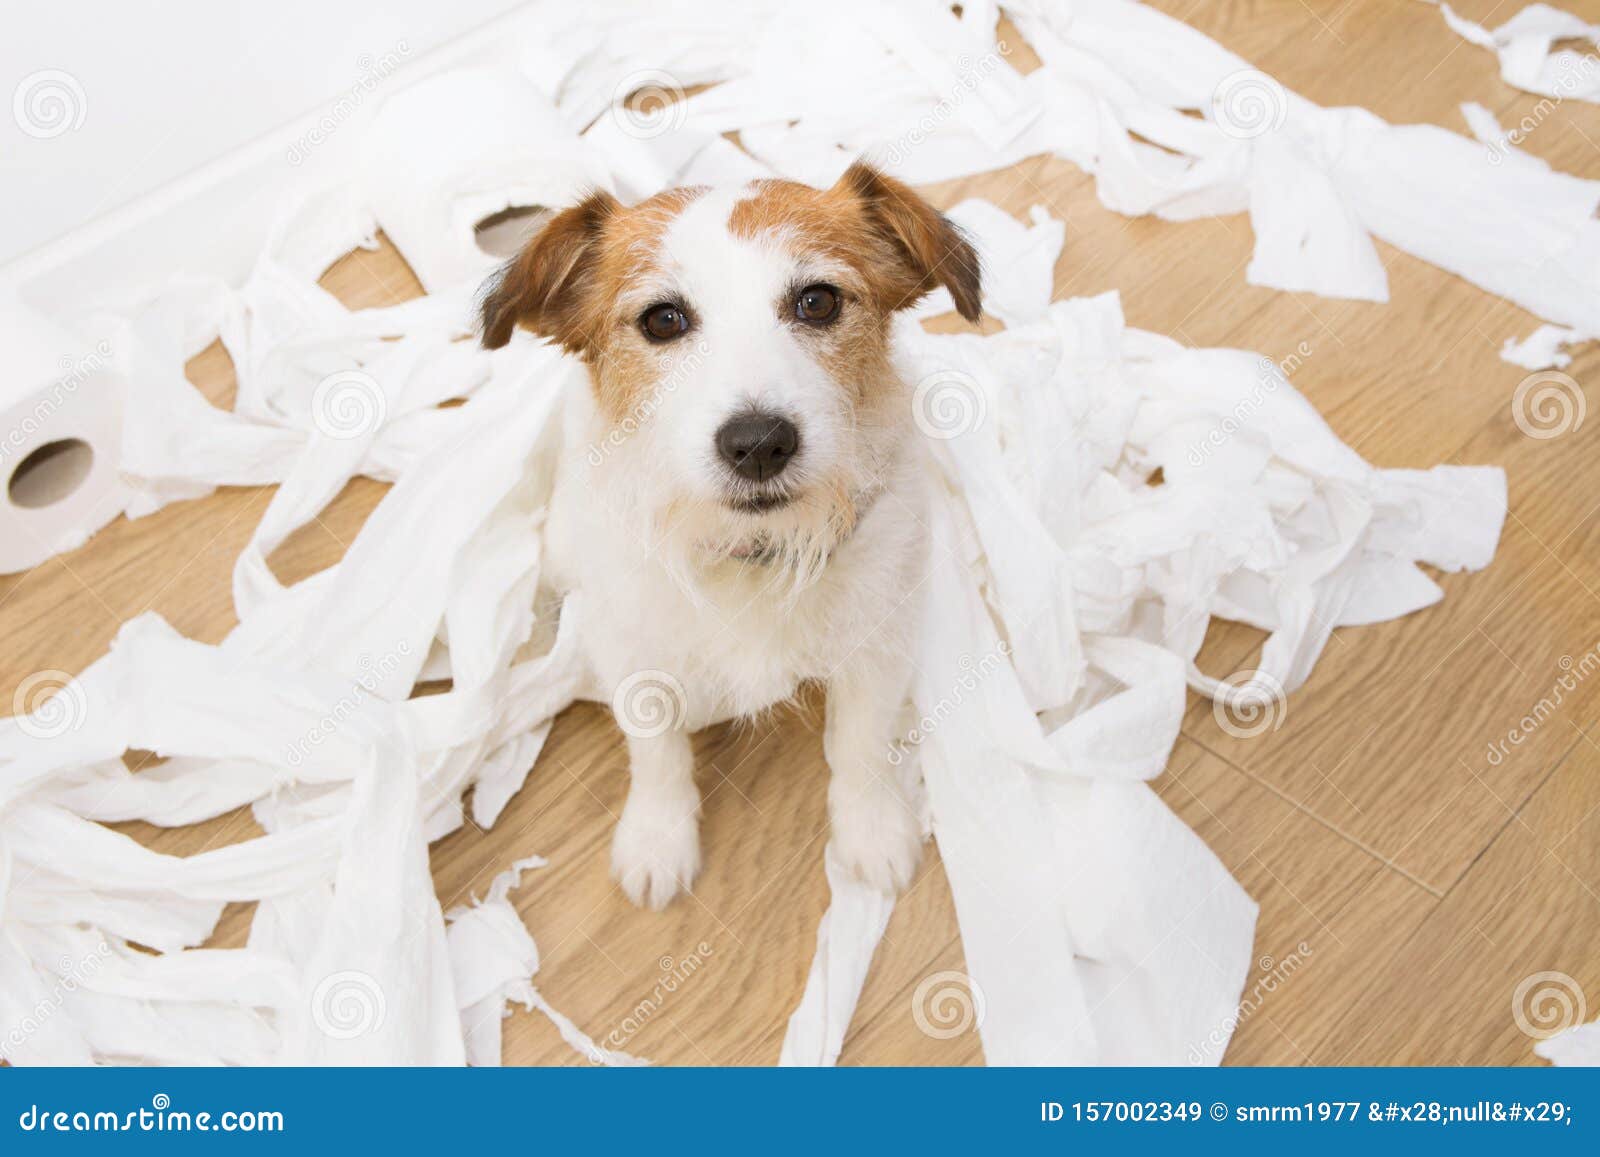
716, 413, 799, 482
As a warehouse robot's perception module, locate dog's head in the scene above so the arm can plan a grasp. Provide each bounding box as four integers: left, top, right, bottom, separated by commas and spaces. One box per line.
479, 163, 980, 574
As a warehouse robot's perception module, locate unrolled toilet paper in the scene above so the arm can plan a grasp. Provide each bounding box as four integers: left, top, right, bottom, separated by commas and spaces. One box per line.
358, 67, 599, 293
0, 302, 126, 574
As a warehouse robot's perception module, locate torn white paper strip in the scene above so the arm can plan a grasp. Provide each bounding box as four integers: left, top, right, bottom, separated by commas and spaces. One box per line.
1436, 2, 1600, 104
778, 848, 898, 1067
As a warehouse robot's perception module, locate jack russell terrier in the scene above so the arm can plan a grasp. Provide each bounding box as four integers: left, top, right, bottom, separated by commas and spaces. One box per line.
479, 163, 981, 908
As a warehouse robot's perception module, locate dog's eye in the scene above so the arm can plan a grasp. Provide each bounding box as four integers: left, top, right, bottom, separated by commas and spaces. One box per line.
795, 284, 840, 325
641, 303, 689, 341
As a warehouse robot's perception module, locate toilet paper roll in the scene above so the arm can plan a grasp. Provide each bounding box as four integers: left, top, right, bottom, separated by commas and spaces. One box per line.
358, 68, 598, 293
0, 302, 127, 574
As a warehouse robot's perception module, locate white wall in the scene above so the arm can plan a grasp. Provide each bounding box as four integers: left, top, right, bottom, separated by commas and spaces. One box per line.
0, 0, 523, 267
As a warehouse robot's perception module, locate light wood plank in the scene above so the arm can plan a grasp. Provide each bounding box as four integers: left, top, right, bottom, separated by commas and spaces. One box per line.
1315, 729, 1600, 1064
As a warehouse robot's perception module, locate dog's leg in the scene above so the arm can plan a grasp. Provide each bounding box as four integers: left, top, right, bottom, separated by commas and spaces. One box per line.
824, 660, 923, 893
611, 730, 703, 909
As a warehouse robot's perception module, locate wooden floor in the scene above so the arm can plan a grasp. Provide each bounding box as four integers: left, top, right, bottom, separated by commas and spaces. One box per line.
5, 0, 1600, 1065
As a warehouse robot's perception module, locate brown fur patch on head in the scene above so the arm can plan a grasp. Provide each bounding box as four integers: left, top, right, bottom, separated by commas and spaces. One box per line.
724, 166, 980, 427
728, 162, 982, 323
478, 186, 705, 362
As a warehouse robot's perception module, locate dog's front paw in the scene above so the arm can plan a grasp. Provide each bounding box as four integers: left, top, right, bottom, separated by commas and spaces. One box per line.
831, 789, 923, 894
610, 796, 702, 910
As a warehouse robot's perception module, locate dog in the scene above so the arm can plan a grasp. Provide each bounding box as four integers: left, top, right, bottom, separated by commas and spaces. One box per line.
479, 163, 981, 908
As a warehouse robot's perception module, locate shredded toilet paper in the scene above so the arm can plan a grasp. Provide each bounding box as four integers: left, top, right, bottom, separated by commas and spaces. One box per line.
1430, 1, 1600, 368
1434, 2, 1600, 106
0, 0, 1539, 1066
1450, 96, 1600, 369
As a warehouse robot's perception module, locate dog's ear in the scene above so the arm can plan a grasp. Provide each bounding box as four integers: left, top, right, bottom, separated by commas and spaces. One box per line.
479, 189, 621, 353
836, 161, 982, 323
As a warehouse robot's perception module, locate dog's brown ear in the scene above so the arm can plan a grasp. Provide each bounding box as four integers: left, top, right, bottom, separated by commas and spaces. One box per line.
836, 161, 982, 323
479, 189, 621, 353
